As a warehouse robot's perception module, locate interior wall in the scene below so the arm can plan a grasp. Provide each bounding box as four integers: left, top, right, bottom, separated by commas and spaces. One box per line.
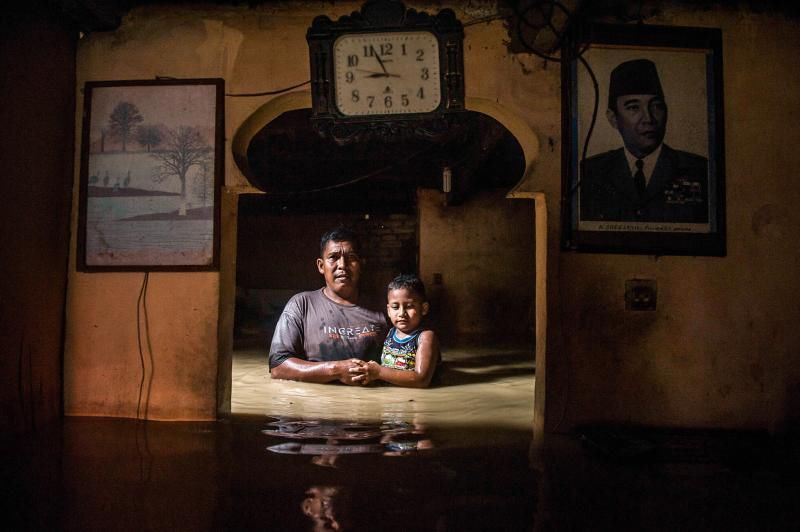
418, 188, 535, 346
0, 1, 76, 432
545, 7, 800, 433
63, 1, 800, 432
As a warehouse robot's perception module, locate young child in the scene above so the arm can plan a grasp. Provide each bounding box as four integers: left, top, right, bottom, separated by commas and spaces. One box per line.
359, 274, 440, 388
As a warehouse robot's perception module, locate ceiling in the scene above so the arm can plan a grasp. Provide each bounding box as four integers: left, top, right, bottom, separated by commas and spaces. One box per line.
55, 0, 800, 34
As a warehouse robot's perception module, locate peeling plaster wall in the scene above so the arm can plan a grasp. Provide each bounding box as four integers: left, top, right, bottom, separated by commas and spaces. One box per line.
65, 1, 800, 430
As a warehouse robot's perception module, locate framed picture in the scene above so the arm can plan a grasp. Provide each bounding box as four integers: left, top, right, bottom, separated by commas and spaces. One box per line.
77, 78, 224, 271
561, 24, 725, 255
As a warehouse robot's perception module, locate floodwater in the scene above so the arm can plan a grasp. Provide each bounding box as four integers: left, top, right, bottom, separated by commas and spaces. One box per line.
6, 346, 800, 530
231, 346, 537, 433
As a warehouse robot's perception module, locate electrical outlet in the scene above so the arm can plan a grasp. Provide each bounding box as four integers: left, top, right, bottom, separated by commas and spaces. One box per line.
625, 279, 657, 311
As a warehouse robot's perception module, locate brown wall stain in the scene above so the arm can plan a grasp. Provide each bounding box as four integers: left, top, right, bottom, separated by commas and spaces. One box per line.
751, 203, 788, 237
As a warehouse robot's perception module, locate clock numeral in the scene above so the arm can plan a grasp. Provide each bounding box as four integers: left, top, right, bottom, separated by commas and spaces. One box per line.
417, 87, 425, 99
345, 71, 354, 83
401, 94, 409, 107
401, 44, 407, 56
351, 90, 360, 103
367, 96, 375, 108
416, 49, 424, 61
363, 45, 375, 57
347, 55, 359, 67
380, 43, 393, 56
421, 67, 429, 81
384, 95, 393, 108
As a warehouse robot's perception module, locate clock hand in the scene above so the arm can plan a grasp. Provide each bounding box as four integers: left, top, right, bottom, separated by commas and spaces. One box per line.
370, 46, 391, 76
374, 52, 388, 74
355, 69, 401, 79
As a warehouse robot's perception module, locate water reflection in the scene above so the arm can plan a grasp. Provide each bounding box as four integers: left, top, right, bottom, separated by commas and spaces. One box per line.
264, 418, 434, 464
302, 486, 352, 532
7, 416, 795, 531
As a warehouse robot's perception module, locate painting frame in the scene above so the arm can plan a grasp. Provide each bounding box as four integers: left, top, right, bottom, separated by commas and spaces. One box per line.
561, 24, 726, 256
77, 78, 224, 271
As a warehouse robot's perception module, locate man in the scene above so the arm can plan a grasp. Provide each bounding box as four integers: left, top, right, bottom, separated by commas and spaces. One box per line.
580, 58, 709, 223
268, 226, 387, 384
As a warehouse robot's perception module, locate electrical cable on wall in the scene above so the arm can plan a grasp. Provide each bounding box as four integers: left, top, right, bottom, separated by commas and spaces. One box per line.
136, 271, 151, 421
226, 79, 310, 97
135, 271, 154, 482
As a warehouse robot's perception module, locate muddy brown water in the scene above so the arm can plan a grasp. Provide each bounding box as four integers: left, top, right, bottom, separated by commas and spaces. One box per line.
232, 346, 536, 433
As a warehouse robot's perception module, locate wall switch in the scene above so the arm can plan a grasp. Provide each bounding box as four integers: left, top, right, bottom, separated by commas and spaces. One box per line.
625, 279, 657, 311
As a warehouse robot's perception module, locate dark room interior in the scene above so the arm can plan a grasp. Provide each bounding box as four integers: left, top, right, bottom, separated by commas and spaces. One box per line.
3, 0, 800, 530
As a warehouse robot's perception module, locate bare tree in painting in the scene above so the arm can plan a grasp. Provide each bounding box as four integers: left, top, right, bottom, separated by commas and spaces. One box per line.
135, 124, 162, 152
108, 102, 144, 152
191, 162, 213, 207
150, 126, 212, 215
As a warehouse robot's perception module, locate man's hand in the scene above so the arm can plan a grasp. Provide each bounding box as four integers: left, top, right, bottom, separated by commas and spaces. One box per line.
349, 360, 381, 386
336, 359, 368, 385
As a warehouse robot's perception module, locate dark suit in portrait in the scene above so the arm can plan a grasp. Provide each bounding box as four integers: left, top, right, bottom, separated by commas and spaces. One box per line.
580, 144, 709, 223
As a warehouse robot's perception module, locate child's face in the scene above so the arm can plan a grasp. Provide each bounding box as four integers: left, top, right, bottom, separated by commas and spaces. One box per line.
386, 288, 429, 334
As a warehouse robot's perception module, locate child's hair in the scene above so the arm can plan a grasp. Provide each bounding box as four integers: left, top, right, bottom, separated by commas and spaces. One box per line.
387, 273, 427, 301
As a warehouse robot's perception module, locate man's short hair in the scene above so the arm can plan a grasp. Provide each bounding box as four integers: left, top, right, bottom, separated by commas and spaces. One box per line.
608, 58, 664, 111
387, 273, 427, 301
319, 225, 360, 256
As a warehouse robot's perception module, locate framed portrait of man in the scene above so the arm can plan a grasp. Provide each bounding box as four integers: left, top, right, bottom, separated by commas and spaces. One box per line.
561, 24, 726, 255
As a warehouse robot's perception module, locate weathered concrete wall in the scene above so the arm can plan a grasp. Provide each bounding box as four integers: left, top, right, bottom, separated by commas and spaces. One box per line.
65, 1, 800, 431
418, 188, 535, 344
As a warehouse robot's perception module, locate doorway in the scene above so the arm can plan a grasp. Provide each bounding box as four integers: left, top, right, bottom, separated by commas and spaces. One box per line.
231, 190, 535, 425
225, 93, 541, 430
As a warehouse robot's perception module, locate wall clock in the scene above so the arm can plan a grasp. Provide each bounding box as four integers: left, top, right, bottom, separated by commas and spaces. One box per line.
307, 0, 466, 144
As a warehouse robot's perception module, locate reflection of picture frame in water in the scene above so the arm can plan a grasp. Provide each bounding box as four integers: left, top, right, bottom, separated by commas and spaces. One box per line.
77, 78, 224, 271
561, 24, 726, 256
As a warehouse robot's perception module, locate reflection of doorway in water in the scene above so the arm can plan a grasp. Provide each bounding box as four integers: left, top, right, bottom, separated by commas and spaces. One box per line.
231, 187, 536, 424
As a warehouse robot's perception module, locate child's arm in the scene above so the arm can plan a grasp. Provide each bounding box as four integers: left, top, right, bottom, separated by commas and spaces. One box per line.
367, 330, 440, 388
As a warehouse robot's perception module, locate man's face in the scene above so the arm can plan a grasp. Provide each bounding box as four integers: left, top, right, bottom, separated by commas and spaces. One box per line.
607, 94, 668, 158
316, 239, 361, 299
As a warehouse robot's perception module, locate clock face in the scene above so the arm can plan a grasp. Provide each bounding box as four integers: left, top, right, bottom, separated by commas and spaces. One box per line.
333, 31, 441, 116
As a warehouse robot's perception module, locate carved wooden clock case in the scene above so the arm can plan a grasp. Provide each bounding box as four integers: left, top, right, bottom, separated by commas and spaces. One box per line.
307, 0, 467, 144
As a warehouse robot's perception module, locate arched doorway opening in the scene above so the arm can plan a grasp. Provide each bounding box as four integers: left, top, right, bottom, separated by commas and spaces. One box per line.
220, 91, 545, 435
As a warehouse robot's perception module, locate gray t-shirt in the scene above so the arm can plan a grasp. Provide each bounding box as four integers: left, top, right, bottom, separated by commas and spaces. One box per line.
268, 288, 388, 370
